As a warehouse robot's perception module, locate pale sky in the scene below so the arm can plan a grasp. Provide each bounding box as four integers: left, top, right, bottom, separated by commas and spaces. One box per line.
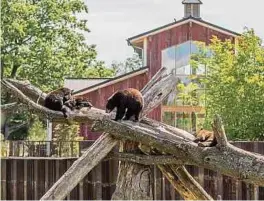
83, 0, 264, 66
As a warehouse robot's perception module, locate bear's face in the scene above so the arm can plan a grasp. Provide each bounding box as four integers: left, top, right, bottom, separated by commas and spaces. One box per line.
62, 89, 74, 102
105, 98, 116, 113
75, 98, 93, 109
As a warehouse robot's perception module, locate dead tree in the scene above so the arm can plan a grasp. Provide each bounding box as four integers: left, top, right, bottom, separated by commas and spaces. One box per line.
2, 70, 264, 200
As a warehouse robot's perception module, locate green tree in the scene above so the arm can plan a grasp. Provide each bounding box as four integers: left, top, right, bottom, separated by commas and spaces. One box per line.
191, 29, 264, 140
27, 116, 46, 141
1, 0, 115, 139
53, 123, 83, 156
1, 0, 114, 91
111, 53, 142, 75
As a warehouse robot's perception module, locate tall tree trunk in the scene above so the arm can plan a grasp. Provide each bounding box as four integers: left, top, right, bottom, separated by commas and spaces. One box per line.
111, 141, 153, 200
1, 60, 4, 79
11, 64, 19, 78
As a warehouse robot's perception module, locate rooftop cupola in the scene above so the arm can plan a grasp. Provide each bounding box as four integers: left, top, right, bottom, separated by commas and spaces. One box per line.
182, 0, 202, 19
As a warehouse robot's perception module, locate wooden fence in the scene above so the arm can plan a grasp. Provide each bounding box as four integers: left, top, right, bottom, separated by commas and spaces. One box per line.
1, 141, 264, 200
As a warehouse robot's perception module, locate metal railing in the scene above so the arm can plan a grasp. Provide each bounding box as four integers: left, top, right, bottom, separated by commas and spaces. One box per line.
0, 140, 95, 157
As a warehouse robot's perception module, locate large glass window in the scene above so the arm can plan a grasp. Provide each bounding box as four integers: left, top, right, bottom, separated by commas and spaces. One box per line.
161, 41, 207, 131
162, 40, 201, 76
162, 40, 208, 106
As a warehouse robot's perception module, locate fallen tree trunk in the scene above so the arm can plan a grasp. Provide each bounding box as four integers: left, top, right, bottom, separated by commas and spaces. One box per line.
6, 79, 46, 105
92, 117, 264, 186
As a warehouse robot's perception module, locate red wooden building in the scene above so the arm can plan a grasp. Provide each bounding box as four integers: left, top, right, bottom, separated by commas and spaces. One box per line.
65, 0, 240, 139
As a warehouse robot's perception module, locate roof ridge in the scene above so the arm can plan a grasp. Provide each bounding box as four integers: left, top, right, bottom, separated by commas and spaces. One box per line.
73, 66, 148, 95
127, 17, 240, 43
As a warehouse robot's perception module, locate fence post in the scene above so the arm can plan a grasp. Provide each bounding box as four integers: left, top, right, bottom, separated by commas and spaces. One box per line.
34, 160, 38, 199
12, 160, 17, 200
24, 160, 28, 200
1, 159, 7, 200
46, 120, 52, 156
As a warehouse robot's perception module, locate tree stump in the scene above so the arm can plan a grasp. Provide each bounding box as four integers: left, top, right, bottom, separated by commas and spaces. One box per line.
111, 141, 153, 200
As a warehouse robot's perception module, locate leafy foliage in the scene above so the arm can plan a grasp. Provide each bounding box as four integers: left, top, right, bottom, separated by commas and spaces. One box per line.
111, 53, 142, 75
1, 0, 115, 139
53, 123, 83, 156
1, 0, 114, 91
27, 116, 46, 141
191, 29, 264, 140
0, 133, 8, 157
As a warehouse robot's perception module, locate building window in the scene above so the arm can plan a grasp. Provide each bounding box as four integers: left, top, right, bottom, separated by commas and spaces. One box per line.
161, 41, 210, 131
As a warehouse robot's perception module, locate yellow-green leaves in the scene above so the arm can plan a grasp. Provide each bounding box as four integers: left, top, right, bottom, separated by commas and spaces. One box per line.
191, 29, 264, 140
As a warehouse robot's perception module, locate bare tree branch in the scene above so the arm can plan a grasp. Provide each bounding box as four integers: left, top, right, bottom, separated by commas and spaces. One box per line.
5, 79, 46, 105
212, 114, 228, 147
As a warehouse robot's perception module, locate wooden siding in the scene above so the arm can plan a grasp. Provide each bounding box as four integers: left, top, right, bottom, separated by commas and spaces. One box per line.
146, 21, 236, 78
77, 73, 148, 109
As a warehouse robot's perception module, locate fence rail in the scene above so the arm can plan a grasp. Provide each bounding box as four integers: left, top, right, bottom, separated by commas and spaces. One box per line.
0, 140, 94, 157
1, 141, 264, 200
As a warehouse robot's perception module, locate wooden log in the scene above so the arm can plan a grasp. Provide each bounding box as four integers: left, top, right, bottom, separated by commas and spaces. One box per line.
170, 165, 213, 200
212, 114, 228, 147
6, 79, 46, 105
40, 133, 118, 200
92, 118, 264, 186
140, 67, 167, 95
158, 165, 197, 200
106, 152, 186, 165
141, 74, 177, 118
139, 147, 213, 200
111, 141, 153, 200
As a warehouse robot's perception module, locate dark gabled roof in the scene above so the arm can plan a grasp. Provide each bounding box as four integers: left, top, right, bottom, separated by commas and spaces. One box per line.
127, 16, 240, 43
127, 17, 188, 43
182, 0, 202, 4
73, 66, 148, 95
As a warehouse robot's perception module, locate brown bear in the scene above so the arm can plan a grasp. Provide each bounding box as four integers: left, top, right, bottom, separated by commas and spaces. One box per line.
105, 88, 144, 122
44, 87, 74, 118
64, 97, 93, 113
193, 129, 217, 147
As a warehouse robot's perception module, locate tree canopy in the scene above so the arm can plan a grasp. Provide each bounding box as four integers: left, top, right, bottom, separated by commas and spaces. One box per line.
111, 53, 142, 75
191, 29, 264, 140
1, 0, 114, 92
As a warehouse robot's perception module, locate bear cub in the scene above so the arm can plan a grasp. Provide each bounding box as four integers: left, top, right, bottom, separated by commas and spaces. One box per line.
193, 129, 217, 147
106, 88, 143, 122
44, 87, 74, 118
44, 88, 93, 117
65, 97, 93, 112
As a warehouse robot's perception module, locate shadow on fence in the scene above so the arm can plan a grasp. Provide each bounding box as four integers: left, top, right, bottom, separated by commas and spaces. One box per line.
1, 140, 264, 200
